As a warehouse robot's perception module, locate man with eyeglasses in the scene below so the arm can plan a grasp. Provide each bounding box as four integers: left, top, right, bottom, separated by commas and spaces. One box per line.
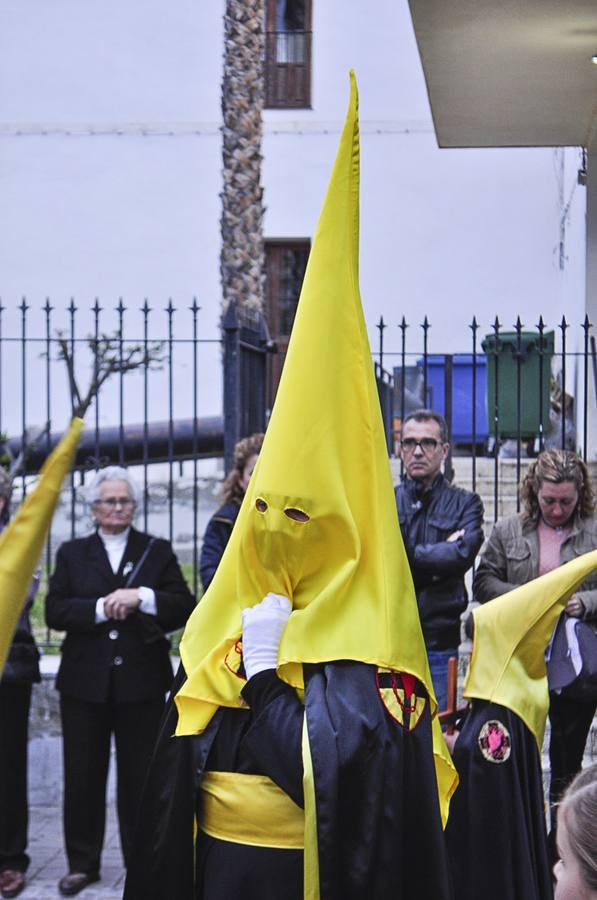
45, 466, 195, 897
395, 410, 484, 712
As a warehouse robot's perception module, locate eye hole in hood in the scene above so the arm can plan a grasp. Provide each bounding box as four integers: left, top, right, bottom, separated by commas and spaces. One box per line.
284, 508, 310, 523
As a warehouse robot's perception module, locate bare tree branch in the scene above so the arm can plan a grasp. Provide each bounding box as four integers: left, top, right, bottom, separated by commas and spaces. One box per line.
55, 333, 83, 412
55, 331, 165, 419
1, 423, 51, 485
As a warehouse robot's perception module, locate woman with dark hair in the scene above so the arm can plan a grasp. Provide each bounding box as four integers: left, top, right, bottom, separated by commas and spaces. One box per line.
474, 448, 597, 848
0, 470, 40, 900
199, 433, 264, 592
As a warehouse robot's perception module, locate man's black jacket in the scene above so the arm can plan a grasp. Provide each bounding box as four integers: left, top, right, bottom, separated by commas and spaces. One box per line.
395, 474, 484, 649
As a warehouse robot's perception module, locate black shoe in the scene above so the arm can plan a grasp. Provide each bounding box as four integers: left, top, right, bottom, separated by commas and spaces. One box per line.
58, 872, 100, 897
0, 869, 26, 899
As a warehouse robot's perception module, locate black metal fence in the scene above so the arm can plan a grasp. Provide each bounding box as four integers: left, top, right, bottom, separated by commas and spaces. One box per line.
374, 314, 596, 522
222, 301, 272, 472
0, 300, 595, 637
0, 298, 225, 610
0, 298, 272, 611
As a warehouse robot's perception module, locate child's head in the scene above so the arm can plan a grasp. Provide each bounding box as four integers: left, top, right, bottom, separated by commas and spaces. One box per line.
554, 764, 597, 899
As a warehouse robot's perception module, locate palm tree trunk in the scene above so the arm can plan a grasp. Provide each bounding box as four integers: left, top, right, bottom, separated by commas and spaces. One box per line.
221, 0, 266, 314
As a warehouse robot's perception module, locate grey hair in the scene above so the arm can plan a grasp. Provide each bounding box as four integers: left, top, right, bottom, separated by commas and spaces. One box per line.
86, 466, 139, 507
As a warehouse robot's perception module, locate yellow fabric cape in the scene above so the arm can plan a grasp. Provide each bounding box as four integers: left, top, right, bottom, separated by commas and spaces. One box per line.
0, 418, 84, 672
466, 548, 597, 754
177, 72, 456, 823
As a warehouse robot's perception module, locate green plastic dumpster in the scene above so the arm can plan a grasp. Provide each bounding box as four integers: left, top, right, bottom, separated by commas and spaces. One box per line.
481, 331, 554, 439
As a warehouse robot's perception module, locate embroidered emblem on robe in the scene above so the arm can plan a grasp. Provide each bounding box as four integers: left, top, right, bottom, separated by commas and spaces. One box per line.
376, 668, 427, 731
478, 719, 511, 763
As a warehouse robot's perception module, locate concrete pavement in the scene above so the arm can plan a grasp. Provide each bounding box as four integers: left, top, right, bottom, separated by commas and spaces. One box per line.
23, 804, 124, 900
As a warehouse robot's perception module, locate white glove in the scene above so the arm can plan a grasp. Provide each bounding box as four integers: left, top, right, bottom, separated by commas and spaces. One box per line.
241, 593, 292, 681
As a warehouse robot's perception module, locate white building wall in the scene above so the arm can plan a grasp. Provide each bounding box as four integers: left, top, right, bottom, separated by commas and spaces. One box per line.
0, 0, 587, 433
263, 1, 587, 358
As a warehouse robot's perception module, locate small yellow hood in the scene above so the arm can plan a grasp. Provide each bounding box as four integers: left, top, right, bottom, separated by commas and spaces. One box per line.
466, 548, 597, 753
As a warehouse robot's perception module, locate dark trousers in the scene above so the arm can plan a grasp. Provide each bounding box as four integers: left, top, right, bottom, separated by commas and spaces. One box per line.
548, 691, 597, 836
548, 691, 597, 805
60, 694, 165, 875
0, 682, 32, 873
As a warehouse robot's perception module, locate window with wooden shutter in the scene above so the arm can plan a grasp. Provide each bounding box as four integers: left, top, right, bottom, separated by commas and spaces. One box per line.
265, 0, 312, 109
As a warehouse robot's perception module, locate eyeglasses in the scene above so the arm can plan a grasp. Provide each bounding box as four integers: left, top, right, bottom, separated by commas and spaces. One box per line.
400, 438, 441, 453
94, 497, 135, 509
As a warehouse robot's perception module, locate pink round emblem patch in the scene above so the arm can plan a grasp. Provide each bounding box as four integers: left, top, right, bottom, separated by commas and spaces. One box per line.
478, 719, 511, 763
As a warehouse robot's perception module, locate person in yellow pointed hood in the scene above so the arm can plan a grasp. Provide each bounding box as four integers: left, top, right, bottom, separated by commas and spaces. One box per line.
176, 69, 435, 725
474, 448, 597, 858
124, 73, 455, 900
445, 549, 597, 900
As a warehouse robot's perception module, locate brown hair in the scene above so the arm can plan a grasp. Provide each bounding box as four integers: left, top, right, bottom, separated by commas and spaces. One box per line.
520, 449, 595, 522
558, 764, 597, 891
221, 433, 264, 505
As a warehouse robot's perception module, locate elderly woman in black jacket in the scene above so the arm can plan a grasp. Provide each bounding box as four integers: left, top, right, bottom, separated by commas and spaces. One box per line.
0, 470, 40, 900
45, 465, 195, 897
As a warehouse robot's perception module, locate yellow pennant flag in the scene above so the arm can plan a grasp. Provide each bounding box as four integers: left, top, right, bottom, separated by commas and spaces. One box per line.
0, 418, 84, 672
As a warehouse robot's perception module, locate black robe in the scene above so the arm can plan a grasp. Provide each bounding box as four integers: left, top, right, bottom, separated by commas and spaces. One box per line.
445, 700, 553, 900
124, 662, 453, 900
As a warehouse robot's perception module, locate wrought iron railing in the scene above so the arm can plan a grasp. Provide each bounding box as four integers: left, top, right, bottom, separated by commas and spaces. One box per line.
373, 314, 596, 515
0, 299, 594, 645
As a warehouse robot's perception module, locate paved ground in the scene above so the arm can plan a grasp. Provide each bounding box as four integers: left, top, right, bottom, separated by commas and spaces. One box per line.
19, 804, 124, 900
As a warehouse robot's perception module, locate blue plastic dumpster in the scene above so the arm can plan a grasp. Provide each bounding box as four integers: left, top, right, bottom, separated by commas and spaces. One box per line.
417, 354, 488, 444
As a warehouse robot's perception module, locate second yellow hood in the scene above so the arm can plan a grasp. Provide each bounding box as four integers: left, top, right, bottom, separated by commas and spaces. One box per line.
467, 548, 597, 752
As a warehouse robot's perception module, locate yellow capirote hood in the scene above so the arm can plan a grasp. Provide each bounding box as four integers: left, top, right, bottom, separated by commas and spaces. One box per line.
176, 72, 456, 820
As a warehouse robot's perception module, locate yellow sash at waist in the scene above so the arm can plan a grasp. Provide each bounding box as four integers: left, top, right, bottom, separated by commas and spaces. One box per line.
199, 771, 304, 849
